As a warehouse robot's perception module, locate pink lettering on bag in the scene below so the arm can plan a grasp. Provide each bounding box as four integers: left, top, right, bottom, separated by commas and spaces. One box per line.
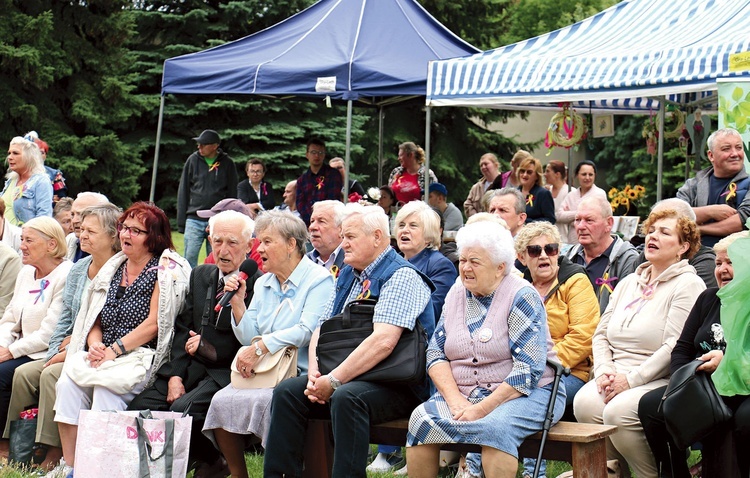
126, 427, 138, 439
147, 430, 164, 443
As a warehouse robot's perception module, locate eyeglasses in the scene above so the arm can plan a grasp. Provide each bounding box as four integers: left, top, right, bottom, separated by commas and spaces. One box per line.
117, 223, 147, 237
526, 243, 559, 258
308, 150, 325, 156
248, 169, 264, 175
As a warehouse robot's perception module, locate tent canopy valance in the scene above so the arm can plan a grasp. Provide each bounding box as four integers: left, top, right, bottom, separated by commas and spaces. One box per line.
426, 0, 750, 113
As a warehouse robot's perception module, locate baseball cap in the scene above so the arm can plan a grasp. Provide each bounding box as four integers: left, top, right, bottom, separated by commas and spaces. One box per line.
429, 183, 448, 197
193, 129, 221, 145
196, 198, 250, 218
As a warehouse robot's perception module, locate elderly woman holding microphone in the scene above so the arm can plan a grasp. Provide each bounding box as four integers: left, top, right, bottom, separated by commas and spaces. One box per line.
406, 221, 565, 478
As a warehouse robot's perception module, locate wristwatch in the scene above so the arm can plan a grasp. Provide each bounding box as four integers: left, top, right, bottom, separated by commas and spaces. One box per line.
254, 344, 264, 356
328, 374, 342, 390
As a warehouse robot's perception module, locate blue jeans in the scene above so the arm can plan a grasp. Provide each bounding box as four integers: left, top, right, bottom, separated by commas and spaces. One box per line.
183, 218, 211, 269
264, 376, 422, 478
522, 374, 584, 477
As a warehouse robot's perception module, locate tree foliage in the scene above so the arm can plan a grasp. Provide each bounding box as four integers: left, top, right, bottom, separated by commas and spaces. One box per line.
0, 1, 149, 206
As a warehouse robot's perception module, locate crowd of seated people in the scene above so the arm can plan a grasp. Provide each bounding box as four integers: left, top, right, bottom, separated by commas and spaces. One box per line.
2, 128, 749, 478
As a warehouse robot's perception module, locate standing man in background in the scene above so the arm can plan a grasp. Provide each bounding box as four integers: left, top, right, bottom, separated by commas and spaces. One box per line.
296, 138, 342, 225
178, 129, 238, 268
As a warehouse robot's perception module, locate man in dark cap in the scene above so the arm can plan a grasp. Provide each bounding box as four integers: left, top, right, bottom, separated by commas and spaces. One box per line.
177, 129, 239, 268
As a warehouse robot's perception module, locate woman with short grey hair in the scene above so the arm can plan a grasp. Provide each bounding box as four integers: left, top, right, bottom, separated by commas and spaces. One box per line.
406, 221, 565, 478
254, 209, 309, 258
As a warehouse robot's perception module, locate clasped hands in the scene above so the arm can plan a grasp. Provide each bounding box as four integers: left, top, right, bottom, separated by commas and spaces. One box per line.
304, 371, 334, 404
596, 373, 630, 403
446, 396, 490, 422
86, 342, 116, 368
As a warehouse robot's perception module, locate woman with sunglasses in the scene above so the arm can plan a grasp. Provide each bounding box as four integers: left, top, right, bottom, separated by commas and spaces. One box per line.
573, 208, 705, 478
2, 134, 54, 226
514, 221, 599, 478
54, 202, 190, 475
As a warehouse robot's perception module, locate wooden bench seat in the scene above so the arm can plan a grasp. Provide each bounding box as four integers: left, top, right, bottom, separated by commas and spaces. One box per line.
303, 419, 617, 478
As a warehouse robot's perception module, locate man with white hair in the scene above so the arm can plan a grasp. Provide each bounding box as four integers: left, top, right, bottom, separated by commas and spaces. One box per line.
634, 197, 717, 288
307, 200, 345, 273
64, 191, 109, 262
677, 127, 749, 247
565, 195, 638, 313
128, 210, 263, 477
264, 204, 434, 478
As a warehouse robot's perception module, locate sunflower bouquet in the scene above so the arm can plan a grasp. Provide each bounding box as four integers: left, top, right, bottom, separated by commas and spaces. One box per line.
608, 184, 646, 215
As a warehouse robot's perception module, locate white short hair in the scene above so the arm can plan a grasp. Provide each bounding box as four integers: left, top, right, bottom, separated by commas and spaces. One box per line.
342, 203, 389, 236
456, 221, 514, 275
209, 210, 255, 241
312, 200, 346, 227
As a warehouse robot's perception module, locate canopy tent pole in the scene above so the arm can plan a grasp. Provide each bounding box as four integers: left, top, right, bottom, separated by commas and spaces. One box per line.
377, 106, 385, 187
424, 106, 431, 202
344, 100, 352, 202
657, 96, 665, 201
149, 95, 166, 203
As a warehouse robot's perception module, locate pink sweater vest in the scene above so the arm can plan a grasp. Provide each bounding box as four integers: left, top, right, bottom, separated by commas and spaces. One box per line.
443, 273, 554, 396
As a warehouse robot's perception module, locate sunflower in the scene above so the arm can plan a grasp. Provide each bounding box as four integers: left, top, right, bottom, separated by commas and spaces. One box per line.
608, 187, 618, 199
627, 189, 639, 199
634, 185, 646, 195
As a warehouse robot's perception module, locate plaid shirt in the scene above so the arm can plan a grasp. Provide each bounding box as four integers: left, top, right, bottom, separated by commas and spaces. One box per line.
318, 247, 431, 329
296, 164, 342, 224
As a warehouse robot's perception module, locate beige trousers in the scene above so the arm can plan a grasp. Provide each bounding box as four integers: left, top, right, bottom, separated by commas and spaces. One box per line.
2, 359, 63, 447
573, 377, 668, 478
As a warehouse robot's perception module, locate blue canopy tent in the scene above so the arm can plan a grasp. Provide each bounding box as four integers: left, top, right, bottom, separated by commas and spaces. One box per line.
425, 0, 750, 199
151, 0, 479, 201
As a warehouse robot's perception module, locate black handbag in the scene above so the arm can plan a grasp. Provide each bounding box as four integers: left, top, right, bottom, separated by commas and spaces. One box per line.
660, 359, 733, 450
316, 299, 427, 384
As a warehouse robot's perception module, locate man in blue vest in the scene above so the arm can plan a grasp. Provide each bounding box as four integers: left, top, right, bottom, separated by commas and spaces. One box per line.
677, 127, 749, 247
264, 204, 434, 478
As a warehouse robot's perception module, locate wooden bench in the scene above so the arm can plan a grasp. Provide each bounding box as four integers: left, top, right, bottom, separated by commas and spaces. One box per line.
303, 419, 617, 478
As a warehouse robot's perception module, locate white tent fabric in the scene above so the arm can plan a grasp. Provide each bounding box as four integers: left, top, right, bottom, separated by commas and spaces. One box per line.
426, 0, 750, 112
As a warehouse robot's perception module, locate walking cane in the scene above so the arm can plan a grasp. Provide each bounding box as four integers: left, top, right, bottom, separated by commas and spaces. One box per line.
533, 359, 569, 478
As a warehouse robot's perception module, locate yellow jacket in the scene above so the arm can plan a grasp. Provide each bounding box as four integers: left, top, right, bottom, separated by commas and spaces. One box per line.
544, 271, 600, 382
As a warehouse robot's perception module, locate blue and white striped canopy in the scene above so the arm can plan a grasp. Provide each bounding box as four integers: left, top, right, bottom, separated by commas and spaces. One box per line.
427, 0, 750, 113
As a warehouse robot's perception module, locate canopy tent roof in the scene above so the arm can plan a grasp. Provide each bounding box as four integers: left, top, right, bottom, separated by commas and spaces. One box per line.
426, 0, 750, 113
161, 0, 479, 106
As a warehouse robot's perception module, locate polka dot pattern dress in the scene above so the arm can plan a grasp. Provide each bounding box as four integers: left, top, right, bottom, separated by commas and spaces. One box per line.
100, 256, 159, 349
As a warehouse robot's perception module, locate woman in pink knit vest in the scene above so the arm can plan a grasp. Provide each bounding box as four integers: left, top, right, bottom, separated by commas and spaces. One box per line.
405, 221, 565, 478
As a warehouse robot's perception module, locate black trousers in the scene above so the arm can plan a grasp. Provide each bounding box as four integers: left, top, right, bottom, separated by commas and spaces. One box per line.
128, 375, 223, 463
263, 376, 423, 478
638, 385, 690, 478
640, 385, 750, 477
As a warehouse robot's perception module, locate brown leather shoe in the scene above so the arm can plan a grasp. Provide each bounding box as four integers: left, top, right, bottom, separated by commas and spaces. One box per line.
193, 457, 230, 478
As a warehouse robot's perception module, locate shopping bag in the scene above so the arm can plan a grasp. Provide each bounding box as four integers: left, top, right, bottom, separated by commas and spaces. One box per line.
75, 410, 192, 478
714, 234, 750, 396
8, 418, 37, 465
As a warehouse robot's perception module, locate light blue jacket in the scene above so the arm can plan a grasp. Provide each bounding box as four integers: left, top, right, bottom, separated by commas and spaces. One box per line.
233, 256, 334, 373
1, 173, 53, 224
46, 256, 92, 362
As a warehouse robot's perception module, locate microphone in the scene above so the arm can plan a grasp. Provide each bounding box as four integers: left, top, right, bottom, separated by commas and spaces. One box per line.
214, 259, 259, 312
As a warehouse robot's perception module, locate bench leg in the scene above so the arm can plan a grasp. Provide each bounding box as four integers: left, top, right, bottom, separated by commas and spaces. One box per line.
571, 440, 609, 478
302, 420, 333, 478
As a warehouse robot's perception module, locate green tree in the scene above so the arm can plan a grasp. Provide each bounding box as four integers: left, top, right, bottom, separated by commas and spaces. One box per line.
0, 1, 149, 206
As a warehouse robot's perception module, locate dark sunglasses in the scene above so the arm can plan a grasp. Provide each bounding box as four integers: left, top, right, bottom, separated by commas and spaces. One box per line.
526, 243, 559, 258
